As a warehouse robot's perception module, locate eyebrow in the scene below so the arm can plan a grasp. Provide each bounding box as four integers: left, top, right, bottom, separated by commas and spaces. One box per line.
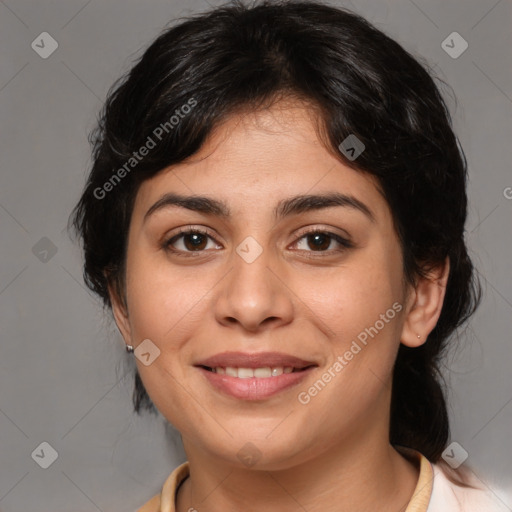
143, 192, 375, 223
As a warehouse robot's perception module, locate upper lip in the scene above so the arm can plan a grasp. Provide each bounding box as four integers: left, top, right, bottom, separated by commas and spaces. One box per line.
195, 351, 317, 369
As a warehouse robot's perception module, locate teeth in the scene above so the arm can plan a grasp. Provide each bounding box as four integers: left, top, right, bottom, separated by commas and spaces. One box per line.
215, 366, 295, 378
225, 367, 238, 377
254, 367, 271, 378
237, 368, 254, 379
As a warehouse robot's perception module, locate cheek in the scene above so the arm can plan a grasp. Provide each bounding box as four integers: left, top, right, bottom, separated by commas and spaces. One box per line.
123, 262, 209, 430
290, 246, 405, 403
124, 251, 212, 343
293, 254, 403, 341
294, 268, 403, 434
122, 253, 220, 411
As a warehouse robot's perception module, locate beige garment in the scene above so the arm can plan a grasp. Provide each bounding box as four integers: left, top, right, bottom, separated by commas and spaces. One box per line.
137, 449, 434, 512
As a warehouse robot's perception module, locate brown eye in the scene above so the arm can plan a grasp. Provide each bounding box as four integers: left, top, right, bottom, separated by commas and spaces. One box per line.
181, 232, 208, 251
306, 233, 331, 251
164, 228, 222, 254
294, 230, 353, 253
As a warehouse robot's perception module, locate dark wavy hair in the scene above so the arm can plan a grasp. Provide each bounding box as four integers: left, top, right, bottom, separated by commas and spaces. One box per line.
69, 0, 481, 466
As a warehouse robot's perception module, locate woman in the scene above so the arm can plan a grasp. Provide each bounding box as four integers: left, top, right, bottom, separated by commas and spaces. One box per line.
69, 1, 509, 510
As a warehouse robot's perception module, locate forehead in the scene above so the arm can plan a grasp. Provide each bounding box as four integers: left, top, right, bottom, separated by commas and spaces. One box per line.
132, 101, 387, 221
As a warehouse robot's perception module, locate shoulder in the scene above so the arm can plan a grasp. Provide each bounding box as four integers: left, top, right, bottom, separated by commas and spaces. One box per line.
428, 462, 511, 512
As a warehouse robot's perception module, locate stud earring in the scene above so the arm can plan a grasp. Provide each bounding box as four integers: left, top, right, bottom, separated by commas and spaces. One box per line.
126, 344, 134, 353
416, 334, 421, 339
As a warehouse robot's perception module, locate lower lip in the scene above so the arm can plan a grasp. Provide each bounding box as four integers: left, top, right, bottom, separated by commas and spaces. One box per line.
197, 367, 315, 400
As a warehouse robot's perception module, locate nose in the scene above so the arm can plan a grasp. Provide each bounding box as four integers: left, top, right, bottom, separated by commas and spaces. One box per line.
213, 242, 294, 333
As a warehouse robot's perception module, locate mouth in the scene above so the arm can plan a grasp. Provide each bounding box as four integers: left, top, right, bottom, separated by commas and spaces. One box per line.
194, 352, 318, 400
199, 365, 313, 378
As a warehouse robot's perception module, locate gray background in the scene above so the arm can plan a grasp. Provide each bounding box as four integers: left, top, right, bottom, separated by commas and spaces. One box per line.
0, 0, 511, 510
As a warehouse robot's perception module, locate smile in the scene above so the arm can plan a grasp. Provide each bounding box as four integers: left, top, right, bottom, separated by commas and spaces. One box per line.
194, 351, 318, 399
204, 366, 303, 378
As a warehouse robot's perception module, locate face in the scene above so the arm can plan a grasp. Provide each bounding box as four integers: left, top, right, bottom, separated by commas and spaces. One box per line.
112, 100, 414, 470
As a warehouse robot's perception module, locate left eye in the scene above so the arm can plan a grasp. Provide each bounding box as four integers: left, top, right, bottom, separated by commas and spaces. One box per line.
293, 231, 353, 252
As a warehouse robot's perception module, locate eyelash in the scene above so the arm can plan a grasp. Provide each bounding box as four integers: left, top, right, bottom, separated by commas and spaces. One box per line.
162, 226, 354, 258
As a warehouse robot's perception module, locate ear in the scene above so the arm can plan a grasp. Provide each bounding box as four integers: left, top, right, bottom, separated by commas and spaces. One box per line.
106, 276, 133, 346
400, 256, 450, 348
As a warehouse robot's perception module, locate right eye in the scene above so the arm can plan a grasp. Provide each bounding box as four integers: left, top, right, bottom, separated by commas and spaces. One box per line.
163, 227, 223, 255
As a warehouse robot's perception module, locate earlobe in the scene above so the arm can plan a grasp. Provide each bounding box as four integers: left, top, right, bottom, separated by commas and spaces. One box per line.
106, 280, 133, 346
401, 256, 450, 348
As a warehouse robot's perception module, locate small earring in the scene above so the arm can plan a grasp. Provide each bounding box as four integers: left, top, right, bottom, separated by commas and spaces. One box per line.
416, 334, 421, 339
126, 344, 134, 353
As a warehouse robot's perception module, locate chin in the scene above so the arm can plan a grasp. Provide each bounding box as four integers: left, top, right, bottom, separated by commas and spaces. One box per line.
207, 433, 315, 471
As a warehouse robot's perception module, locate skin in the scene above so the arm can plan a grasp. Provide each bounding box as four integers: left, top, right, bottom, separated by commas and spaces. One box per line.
110, 98, 449, 512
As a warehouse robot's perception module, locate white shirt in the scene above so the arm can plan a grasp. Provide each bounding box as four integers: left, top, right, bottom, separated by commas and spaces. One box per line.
427, 461, 511, 512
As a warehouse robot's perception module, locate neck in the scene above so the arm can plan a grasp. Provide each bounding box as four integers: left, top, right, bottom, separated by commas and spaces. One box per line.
176, 433, 419, 512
